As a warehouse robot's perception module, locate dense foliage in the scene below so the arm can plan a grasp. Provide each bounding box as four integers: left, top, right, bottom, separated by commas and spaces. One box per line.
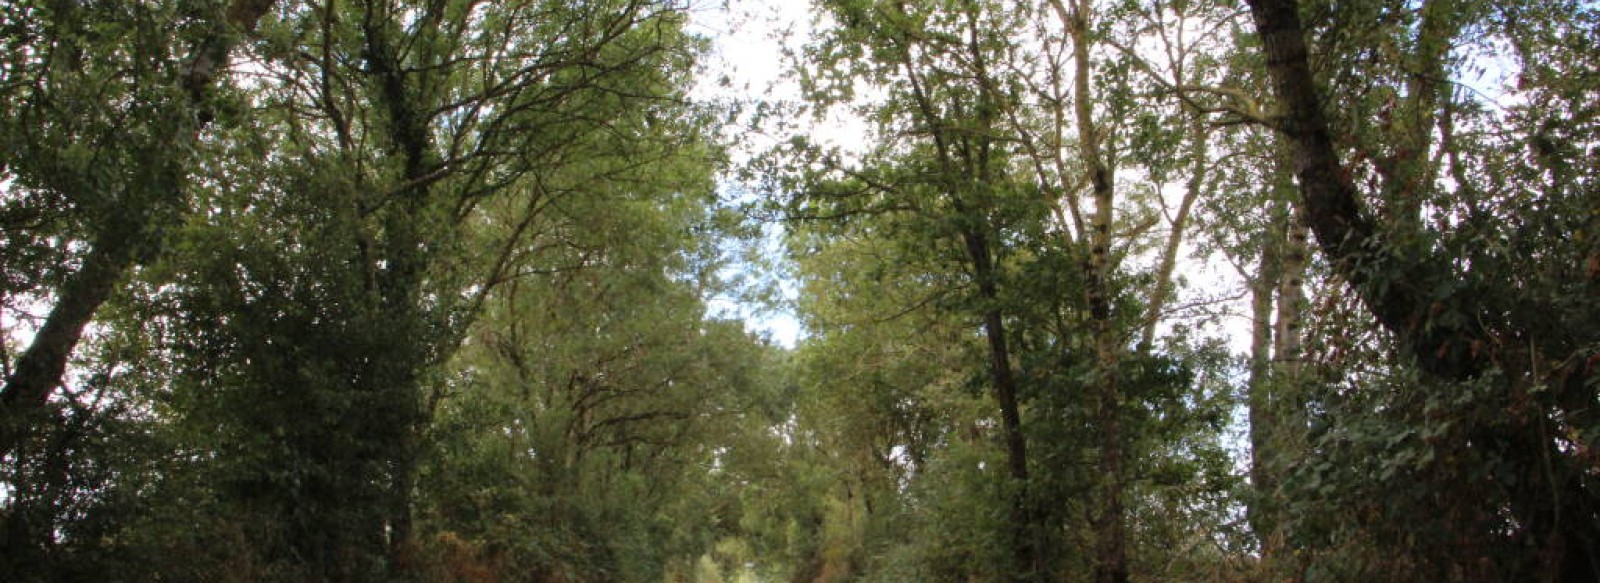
1, 0, 1595, 581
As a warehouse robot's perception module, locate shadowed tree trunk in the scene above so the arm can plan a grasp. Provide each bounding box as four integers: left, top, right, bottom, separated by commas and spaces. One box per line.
0, 0, 278, 458
1245, 0, 1599, 578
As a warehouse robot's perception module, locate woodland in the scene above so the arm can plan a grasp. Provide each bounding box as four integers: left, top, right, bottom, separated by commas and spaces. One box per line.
0, 0, 1596, 581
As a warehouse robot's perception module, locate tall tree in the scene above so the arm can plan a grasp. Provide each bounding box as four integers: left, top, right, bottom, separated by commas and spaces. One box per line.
0, 0, 276, 458
1, 0, 721, 578
1246, 0, 1600, 577
790, 0, 1051, 575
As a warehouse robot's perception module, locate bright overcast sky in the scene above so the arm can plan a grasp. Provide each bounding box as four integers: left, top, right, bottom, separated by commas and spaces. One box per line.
689, 1, 816, 348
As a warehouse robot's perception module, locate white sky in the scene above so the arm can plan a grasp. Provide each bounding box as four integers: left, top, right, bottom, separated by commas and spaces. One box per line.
690, 1, 818, 348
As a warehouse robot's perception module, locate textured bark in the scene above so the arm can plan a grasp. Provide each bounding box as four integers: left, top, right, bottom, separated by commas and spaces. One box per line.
1272, 163, 1308, 385
1248, 147, 1307, 558
0, 0, 278, 457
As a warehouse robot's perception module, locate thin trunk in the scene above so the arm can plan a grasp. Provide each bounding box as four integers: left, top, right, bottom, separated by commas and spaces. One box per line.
968, 229, 1039, 581
1245, 231, 1279, 551
883, 5, 1039, 574
1140, 115, 1207, 348
973, 257, 1030, 487
1273, 197, 1308, 386
1250, 146, 1306, 559
1052, 0, 1127, 580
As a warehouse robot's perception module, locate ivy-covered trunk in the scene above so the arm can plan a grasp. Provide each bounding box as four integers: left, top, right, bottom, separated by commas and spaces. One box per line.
1247, 0, 1599, 577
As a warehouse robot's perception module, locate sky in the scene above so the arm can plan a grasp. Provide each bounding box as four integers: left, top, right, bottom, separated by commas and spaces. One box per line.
689, 1, 819, 349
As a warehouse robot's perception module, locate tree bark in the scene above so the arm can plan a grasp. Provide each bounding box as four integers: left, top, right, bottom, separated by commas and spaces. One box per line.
1248, 145, 1307, 559
0, 232, 139, 455
964, 228, 1040, 581
1244, 228, 1279, 551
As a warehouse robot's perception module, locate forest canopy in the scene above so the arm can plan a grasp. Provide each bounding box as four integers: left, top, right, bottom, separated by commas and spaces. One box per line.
1, 0, 1596, 581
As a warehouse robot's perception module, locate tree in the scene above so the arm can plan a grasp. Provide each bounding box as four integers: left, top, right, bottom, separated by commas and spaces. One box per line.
422, 217, 780, 580
0, 0, 276, 458
780, 2, 1245, 580
786, 0, 1056, 575
5, 0, 730, 579
1246, 0, 1600, 577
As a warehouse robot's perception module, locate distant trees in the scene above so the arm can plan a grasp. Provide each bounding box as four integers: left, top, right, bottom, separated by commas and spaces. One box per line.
1, 0, 1595, 581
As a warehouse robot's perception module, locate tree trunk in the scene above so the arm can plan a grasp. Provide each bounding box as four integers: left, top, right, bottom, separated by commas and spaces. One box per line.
1245, 215, 1279, 554
0, 0, 277, 457
361, 5, 437, 575
1055, 1, 1128, 580
883, 3, 1040, 573
1246, 0, 1599, 578
968, 231, 1039, 581
1249, 145, 1308, 560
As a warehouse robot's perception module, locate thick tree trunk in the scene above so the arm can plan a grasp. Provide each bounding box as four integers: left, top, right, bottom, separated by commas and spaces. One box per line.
1246, 0, 1599, 578
366, 10, 432, 576
0, 0, 277, 457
